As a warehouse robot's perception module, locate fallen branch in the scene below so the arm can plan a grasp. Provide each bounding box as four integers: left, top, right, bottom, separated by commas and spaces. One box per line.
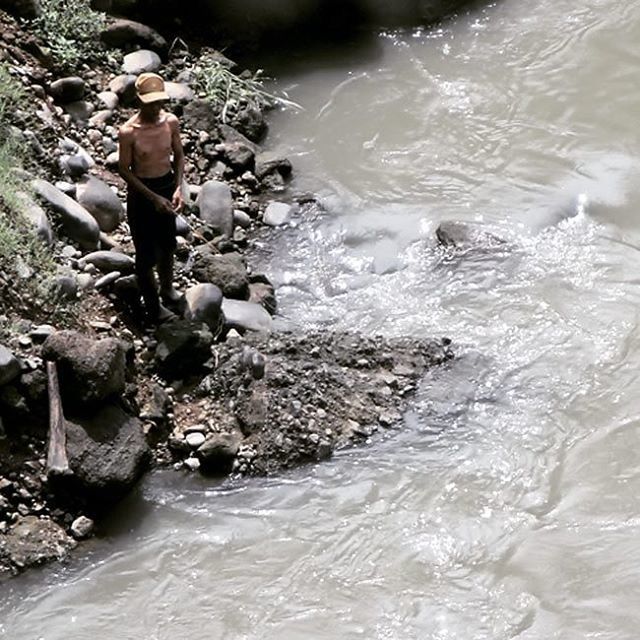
47, 361, 71, 478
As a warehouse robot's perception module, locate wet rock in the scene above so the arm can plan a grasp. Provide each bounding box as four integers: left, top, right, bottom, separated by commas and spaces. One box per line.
48, 77, 85, 104
263, 202, 293, 226
435, 220, 507, 249
100, 18, 168, 53
218, 124, 259, 152
122, 49, 161, 74
0, 345, 21, 387
197, 432, 242, 475
79, 250, 134, 274
76, 177, 124, 232
184, 283, 224, 332
42, 331, 127, 408
154, 319, 214, 379
0, 517, 75, 573
59, 153, 91, 179
255, 153, 293, 182
195, 180, 234, 237
221, 299, 273, 333
248, 281, 277, 316
33, 179, 100, 250
236, 387, 268, 435
192, 249, 249, 299
70, 516, 94, 540
63, 404, 150, 504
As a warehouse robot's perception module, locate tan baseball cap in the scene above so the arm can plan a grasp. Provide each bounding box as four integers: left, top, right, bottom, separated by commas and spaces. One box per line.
135, 72, 169, 103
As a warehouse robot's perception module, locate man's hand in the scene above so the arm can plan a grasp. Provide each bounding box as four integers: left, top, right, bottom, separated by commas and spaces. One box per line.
171, 185, 185, 213
154, 195, 176, 216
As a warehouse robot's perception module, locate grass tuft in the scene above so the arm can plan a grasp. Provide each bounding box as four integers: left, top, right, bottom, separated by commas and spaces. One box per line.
193, 50, 302, 125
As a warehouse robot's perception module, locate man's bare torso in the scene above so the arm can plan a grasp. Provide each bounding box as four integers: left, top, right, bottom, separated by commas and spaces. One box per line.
121, 111, 174, 178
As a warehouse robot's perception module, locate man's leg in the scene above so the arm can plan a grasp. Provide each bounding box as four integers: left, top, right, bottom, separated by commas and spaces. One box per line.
137, 265, 160, 320
158, 248, 181, 303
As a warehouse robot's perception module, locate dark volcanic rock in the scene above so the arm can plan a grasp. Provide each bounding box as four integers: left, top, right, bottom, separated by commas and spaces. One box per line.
100, 18, 167, 53
154, 319, 214, 379
231, 106, 267, 143
436, 220, 507, 249
48, 76, 86, 104
192, 249, 249, 299
42, 331, 127, 409
197, 432, 242, 475
0, 345, 21, 387
64, 403, 150, 504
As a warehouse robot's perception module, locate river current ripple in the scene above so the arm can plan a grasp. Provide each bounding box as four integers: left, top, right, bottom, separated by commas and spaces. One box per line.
4, 0, 640, 637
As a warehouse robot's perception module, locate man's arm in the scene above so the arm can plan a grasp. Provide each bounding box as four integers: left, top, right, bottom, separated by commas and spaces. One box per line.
169, 115, 185, 211
118, 125, 175, 215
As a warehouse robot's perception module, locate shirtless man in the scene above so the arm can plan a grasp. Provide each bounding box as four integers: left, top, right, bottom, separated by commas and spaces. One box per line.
118, 72, 186, 322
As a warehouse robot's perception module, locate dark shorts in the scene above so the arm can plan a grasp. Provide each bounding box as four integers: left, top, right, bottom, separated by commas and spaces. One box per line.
127, 172, 177, 271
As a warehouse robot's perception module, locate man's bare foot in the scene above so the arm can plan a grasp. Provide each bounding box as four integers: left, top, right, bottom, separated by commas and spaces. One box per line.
160, 287, 182, 304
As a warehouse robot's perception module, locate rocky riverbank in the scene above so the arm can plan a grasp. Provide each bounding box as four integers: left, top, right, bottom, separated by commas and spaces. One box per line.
0, 4, 453, 579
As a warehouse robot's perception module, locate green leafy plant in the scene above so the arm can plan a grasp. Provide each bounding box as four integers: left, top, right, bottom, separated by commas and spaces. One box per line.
193, 51, 302, 124
34, 0, 107, 69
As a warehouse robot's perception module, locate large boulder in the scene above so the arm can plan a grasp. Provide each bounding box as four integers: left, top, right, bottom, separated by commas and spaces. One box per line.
100, 18, 167, 53
48, 77, 86, 104
122, 49, 161, 74
42, 331, 127, 408
78, 250, 135, 274
154, 319, 214, 379
32, 179, 100, 250
75, 176, 124, 232
64, 403, 150, 503
0, 345, 21, 387
195, 180, 234, 237
192, 249, 249, 299
184, 283, 224, 332
221, 299, 273, 333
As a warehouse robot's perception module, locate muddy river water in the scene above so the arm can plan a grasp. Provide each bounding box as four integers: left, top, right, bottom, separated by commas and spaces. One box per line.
3, 0, 640, 637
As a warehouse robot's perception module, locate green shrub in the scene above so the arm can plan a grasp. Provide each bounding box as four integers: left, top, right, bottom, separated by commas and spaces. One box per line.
34, 0, 107, 69
193, 51, 301, 124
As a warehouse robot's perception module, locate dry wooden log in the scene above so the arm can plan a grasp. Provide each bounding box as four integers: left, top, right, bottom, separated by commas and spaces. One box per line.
47, 361, 71, 478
